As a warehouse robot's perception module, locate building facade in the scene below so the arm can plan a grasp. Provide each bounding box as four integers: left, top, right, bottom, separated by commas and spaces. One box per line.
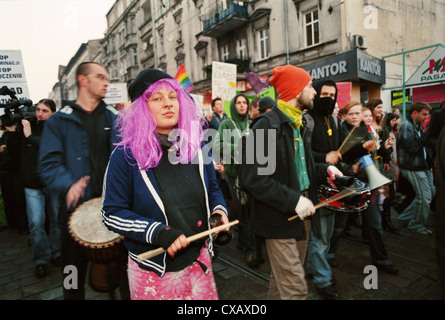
52, 0, 445, 110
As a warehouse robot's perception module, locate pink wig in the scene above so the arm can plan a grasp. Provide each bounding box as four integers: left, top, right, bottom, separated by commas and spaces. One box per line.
116, 78, 204, 170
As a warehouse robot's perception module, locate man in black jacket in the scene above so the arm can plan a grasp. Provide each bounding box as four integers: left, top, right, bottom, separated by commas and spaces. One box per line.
240, 65, 342, 299
303, 80, 342, 299
426, 100, 445, 160
397, 102, 435, 235
434, 126, 445, 299
10, 99, 60, 278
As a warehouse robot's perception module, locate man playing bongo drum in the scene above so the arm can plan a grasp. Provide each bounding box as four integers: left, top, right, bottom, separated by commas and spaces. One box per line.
38, 62, 128, 299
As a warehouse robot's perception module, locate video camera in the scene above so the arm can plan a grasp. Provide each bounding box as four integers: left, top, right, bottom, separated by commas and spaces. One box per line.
0, 86, 34, 127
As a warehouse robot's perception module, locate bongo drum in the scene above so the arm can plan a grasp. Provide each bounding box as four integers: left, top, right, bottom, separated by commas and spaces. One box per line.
68, 197, 124, 292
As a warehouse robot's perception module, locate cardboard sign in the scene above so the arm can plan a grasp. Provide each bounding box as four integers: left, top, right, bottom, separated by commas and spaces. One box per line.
212, 61, 237, 102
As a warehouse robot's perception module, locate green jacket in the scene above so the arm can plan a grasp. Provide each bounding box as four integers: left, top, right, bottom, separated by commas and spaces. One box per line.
214, 96, 250, 178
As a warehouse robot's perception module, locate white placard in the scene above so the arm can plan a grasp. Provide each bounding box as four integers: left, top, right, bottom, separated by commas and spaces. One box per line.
211, 61, 237, 102
104, 83, 129, 105
0, 50, 30, 104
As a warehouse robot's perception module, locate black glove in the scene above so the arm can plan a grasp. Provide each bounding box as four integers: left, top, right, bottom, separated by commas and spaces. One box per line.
154, 225, 184, 250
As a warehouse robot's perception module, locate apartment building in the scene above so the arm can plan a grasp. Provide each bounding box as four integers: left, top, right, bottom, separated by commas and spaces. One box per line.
52, 39, 102, 107
52, 0, 445, 109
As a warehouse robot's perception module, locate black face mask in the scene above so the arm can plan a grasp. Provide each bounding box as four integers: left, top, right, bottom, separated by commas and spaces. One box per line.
317, 97, 336, 117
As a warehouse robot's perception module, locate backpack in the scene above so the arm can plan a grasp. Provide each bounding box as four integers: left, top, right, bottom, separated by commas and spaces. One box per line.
235, 111, 282, 204
304, 112, 314, 133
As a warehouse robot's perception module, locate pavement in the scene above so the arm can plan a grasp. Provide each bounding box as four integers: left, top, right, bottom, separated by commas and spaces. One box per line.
0, 207, 442, 301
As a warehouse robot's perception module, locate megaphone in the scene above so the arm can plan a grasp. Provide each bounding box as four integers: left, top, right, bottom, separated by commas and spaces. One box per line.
359, 154, 392, 190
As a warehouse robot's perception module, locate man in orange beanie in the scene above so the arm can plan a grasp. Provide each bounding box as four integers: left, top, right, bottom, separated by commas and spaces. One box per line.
269, 65, 313, 103
240, 65, 343, 299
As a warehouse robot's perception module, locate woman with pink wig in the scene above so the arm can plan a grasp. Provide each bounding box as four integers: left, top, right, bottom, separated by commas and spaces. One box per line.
101, 69, 230, 300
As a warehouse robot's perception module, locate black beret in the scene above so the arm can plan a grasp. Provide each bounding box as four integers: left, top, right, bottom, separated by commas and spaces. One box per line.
128, 68, 174, 102
259, 96, 276, 112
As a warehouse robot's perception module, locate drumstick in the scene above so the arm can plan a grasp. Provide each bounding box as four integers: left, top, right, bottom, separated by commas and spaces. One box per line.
288, 188, 357, 221
337, 125, 357, 155
137, 220, 239, 261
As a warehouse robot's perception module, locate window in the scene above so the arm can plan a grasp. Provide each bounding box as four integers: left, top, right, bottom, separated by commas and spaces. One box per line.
258, 28, 270, 60
200, 55, 207, 78
128, 16, 136, 35
221, 44, 229, 62
119, 29, 125, 48
305, 9, 320, 47
133, 48, 138, 66
112, 64, 118, 79
237, 38, 247, 60
141, 0, 152, 24
158, 28, 165, 56
111, 37, 116, 52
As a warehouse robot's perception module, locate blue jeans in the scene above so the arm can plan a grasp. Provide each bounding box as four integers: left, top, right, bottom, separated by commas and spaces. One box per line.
25, 188, 61, 265
307, 207, 335, 288
398, 169, 436, 232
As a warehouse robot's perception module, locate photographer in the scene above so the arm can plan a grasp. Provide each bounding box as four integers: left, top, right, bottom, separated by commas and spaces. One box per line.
7, 99, 60, 278
0, 115, 28, 234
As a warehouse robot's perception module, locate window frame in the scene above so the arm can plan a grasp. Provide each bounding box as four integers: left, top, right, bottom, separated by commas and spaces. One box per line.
237, 38, 247, 60
257, 27, 270, 60
304, 8, 320, 48
221, 44, 229, 62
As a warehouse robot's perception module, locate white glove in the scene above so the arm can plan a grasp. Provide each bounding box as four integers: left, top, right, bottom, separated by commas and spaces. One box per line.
327, 165, 343, 180
295, 196, 315, 220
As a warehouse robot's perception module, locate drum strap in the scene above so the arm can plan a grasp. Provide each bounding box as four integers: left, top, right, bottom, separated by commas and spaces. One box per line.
140, 170, 166, 216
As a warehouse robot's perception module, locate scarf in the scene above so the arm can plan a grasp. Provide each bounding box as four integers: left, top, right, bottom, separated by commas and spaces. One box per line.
277, 99, 303, 128
156, 133, 173, 148
276, 100, 310, 192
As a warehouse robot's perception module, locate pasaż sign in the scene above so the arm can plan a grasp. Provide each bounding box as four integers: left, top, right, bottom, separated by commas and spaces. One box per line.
405, 45, 445, 87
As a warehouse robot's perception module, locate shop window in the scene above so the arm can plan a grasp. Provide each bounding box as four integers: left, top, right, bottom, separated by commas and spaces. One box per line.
305, 9, 319, 47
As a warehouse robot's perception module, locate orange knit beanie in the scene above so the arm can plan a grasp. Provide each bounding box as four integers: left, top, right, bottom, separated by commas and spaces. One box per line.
269, 65, 312, 101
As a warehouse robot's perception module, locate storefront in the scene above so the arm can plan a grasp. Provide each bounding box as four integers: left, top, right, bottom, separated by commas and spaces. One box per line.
404, 44, 445, 109
300, 48, 386, 108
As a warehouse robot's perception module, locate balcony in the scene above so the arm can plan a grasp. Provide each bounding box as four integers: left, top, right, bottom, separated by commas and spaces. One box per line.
202, 58, 251, 80
202, 3, 249, 38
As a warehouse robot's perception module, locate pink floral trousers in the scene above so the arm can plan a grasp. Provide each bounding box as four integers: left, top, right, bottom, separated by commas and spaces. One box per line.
127, 247, 218, 300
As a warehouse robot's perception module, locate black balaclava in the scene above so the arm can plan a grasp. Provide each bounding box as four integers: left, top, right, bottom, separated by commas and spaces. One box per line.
313, 80, 338, 117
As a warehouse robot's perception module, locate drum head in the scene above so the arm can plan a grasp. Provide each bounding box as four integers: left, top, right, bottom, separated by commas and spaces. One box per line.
69, 197, 122, 247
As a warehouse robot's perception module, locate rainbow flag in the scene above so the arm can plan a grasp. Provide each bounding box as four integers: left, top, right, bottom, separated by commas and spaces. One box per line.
174, 64, 193, 94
